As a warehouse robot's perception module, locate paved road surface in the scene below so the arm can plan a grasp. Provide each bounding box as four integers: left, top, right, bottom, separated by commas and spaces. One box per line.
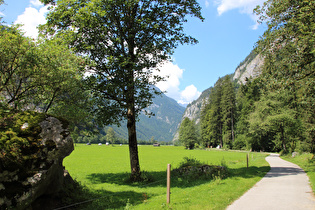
227, 153, 315, 210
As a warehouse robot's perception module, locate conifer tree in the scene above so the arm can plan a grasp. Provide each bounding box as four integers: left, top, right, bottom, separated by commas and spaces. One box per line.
221, 75, 236, 148
201, 78, 223, 148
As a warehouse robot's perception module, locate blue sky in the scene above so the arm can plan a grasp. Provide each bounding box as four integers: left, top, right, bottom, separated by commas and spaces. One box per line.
0, 0, 267, 106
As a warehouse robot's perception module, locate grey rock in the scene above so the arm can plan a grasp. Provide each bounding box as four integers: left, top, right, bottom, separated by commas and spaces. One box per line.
0, 115, 74, 210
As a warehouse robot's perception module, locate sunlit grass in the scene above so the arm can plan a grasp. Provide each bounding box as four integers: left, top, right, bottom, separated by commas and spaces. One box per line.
62, 144, 269, 209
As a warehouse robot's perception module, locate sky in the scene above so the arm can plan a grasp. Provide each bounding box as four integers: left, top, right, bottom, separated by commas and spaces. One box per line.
0, 0, 267, 106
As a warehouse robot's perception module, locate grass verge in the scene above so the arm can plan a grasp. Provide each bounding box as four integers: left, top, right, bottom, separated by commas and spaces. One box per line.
281, 153, 315, 193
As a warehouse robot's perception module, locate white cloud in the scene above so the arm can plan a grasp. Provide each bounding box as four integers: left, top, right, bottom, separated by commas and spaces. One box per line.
178, 85, 201, 106
30, 0, 44, 7
215, 0, 265, 30
155, 61, 183, 98
14, 2, 48, 39
155, 61, 201, 106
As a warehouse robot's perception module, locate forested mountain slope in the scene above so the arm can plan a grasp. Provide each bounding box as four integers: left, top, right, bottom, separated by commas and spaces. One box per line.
178, 0, 314, 154
175, 51, 262, 137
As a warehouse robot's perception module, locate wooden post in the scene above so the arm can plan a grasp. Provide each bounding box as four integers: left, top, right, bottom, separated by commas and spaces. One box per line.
246, 153, 249, 169
167, 164, 171, 204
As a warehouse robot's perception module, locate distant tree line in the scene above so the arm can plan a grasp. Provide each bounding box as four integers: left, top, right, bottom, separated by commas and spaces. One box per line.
179, 0, 314, 154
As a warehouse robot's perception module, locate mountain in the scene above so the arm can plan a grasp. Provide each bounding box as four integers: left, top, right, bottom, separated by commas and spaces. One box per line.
181, 86, 212, 125
233, 51, 264, 84
112, 91, 185, 142
174, 51, 264, 140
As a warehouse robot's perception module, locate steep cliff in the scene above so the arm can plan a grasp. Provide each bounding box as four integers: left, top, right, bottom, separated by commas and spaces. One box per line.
233, 51, 264, 84
180, 87, 211, 125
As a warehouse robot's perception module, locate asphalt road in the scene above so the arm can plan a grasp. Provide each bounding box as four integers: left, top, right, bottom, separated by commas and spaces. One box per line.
227, 153, 315, 210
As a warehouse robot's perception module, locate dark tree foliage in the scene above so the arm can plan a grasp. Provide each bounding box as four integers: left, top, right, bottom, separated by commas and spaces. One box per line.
40, 0, 203, 179
234, 78, 261, 150
254, 0, 315, 153
179, 117, 198, 149
201, 75, 236, 149
201, 77, 223, 148
221, 75, 236, 148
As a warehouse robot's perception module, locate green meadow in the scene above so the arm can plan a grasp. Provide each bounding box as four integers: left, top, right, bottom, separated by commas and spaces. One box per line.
62, 145, 270, 209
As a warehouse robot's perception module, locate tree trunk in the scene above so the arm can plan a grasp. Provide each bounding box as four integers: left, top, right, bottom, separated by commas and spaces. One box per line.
220, 123, 223, 148
127, 97, 141, 181
231, 108, 235, 143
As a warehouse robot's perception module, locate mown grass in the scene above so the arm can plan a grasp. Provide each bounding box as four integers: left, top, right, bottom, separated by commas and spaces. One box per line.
61, 145, 270, 209
281, 153, 315, 193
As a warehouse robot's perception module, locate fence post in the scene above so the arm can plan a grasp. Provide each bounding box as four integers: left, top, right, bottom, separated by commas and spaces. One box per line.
246, 153, 249, 169
167, 164, 171, 204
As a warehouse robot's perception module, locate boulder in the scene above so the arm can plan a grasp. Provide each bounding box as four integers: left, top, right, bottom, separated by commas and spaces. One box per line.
0, 112, 74, 209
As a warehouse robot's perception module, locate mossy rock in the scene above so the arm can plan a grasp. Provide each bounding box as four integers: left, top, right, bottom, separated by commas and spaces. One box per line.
0, 109, 74, 209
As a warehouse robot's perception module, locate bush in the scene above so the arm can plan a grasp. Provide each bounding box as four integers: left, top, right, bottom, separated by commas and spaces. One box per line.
0, 110, 47, 172
172, 157, 228, 180
233, 135, 247, 150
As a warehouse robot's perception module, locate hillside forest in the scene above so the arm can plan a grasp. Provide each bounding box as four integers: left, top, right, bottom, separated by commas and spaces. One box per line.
179, 0, 314, 154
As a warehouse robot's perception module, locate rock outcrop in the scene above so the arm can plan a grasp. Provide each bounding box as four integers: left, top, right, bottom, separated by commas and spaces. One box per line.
233, 52, 264, 84
0, 112, 74, 209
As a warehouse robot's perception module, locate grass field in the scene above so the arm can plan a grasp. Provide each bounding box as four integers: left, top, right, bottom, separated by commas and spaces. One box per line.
62, 144, 270, 209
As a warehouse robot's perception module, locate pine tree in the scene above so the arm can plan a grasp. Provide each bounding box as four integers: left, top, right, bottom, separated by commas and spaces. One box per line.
234, 78, 261, 149
221, 75, 236, 148
201, 78, 223, 148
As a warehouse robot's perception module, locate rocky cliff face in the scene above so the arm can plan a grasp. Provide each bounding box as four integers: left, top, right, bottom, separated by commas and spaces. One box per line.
233, 52, 264, 84
180, 87, 211, 125
175, 51, 263, 140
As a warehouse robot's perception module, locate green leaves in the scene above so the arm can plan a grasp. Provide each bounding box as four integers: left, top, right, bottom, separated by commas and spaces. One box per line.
41, 0, 203, 126
179, 117, 198, 149
253, 0, 315, 153
201, 75, 236, 148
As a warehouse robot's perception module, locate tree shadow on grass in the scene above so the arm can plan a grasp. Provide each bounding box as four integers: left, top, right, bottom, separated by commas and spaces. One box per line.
86, 165, 270, 189
77, 166, 271, 209
86, 170, 217, 189
52, 183, 145, 210
228, 166, 271, 180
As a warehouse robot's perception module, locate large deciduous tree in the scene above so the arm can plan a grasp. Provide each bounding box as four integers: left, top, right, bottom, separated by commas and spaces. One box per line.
0, 24, 93, 133
40, 0, 203, 180
179, 117, 198, 149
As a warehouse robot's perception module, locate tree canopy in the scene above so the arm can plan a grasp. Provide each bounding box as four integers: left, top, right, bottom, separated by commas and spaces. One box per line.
40, 0, 203, 179
254, 0, 315, 153
179, 117, 198, 149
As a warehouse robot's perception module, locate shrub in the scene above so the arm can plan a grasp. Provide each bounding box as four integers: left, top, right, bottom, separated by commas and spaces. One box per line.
172, 156, 228, 180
